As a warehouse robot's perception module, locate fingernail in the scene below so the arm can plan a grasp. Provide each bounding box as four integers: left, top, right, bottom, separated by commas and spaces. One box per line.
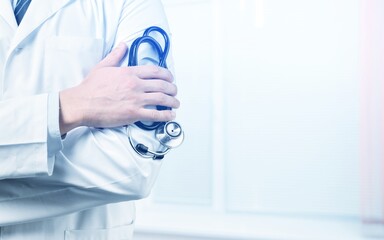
171, 111, 176, 119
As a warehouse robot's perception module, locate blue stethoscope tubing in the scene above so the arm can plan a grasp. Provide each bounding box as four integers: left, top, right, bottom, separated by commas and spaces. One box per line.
128, 26, 171, 130
128, 26, 169, 69
127, 26, 184, 160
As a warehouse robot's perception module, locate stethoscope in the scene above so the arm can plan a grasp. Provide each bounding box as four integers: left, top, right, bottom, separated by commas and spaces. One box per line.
127, 26, 184, 160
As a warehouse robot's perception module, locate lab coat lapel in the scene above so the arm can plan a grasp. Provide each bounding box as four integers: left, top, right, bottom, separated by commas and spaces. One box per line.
0, 1, 17, 30
11, 0, 75, 49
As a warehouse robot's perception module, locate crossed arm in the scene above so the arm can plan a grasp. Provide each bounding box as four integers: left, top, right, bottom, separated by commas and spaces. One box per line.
59, 43, 180, 134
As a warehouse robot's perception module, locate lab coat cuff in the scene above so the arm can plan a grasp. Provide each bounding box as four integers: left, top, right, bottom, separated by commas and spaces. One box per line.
47, 93, 64, 161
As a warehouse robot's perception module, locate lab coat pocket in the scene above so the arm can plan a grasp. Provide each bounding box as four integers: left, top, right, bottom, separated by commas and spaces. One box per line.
64, 224, 134, 240
44, 36, 104, 91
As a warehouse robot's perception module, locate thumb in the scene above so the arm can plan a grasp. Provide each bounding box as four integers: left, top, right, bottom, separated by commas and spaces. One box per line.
96, 42, 128, 69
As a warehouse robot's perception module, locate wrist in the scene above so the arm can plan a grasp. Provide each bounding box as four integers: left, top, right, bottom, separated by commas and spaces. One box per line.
59, 87, 85, 134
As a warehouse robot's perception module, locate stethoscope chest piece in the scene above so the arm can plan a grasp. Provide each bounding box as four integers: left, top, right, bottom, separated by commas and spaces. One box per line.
155, 121, 184, 149
127, 121, 184, 160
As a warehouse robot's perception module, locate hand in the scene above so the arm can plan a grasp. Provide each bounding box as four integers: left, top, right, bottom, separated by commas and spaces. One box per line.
59, 43, 180, 134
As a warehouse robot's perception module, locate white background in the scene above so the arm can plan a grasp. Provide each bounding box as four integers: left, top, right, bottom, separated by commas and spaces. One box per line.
134, 0, 364, 239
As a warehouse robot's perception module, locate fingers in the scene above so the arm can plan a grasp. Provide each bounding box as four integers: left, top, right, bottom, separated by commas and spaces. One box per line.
141, 80, 178, 96
83, 43, 180, 127
124, 65, 174, 83
96, 43, 128, 69
94, 42, 173, 82
138, 109, 176, 123
142, 93, 180, 109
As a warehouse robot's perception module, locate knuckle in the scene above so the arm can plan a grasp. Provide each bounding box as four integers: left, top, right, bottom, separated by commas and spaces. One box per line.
150, 110, 174, 122
121, 67, 131, 74
124, 67, 137, 77
126, 66, 139, 76
157, 94, 168, 105
126, 106, 140, 121
151, 111, 161, 121
164, 111, 175, 120
149, 65, 161, 74
122, 76, 139, 90
158, 81, 168, 92
126, 79, 138, 89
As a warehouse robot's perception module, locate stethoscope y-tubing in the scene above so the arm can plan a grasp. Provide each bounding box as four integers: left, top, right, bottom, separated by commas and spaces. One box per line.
128, 26, 171, 130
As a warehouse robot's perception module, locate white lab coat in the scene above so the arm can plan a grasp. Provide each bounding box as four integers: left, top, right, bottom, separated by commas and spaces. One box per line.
0, 0, 171, 239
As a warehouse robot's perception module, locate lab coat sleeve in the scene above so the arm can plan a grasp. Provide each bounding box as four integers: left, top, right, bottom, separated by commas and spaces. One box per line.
47, 93, 64, 160
0, 0, 173, 226
0, 94, 55, 179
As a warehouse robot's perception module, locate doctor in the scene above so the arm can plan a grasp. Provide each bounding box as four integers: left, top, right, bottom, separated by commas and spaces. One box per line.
0, 0, 179, 239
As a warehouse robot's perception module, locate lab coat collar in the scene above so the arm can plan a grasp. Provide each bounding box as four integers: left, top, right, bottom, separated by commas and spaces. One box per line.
10, 0, 75, 49
0, 1, 17, 30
